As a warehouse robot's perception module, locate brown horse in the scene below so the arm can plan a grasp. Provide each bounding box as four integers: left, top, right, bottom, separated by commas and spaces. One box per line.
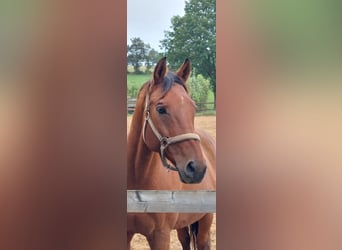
127, 57, 216, 250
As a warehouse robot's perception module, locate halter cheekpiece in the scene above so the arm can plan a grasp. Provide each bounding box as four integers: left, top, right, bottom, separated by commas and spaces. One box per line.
142, 90, 201, 171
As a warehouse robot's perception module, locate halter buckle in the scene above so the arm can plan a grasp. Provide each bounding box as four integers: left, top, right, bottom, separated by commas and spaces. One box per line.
160, 137, 169, 147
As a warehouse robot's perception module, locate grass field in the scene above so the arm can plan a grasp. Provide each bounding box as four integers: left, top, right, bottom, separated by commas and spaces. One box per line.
127, 73, 151, 98
127, 74, 151, 89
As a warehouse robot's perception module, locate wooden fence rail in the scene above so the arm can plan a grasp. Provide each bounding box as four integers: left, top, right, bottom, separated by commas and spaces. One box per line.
127, 190, 216, 213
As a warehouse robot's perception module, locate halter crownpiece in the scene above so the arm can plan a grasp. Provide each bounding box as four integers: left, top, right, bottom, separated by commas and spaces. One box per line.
142, 91, 201, 171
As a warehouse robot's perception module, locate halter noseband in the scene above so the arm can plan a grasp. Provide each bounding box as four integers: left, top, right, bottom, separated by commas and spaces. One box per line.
142, 91, 201, 171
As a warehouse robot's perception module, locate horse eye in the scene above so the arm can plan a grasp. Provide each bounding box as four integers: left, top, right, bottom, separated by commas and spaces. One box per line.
156, 106, 167, 115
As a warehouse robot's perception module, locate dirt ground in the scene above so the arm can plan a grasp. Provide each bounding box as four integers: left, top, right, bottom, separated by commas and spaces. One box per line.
130, 214, 216, 250
127, 115, 216, 250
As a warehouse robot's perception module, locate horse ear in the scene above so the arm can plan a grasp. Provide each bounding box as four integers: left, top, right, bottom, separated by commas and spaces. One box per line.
176, 58, 191, 82
153, 57, 167, 85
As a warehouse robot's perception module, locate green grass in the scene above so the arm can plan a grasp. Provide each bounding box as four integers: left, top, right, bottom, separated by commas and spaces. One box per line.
127, 73, 152, 98
196, 110, 216, 116
127, 74, 151, 88
128, 73, 215, 98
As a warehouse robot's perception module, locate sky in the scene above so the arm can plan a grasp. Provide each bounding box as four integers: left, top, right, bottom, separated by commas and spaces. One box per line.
127, 0, 186, 51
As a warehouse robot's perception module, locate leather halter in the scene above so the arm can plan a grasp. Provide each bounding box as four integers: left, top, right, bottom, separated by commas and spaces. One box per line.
142, 91, 201, 171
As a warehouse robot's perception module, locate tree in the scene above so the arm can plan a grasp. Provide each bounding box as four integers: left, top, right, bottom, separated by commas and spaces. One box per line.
188, 74, 210, 110
145, 46, 159, 73
127, 37, 147, 73
160, 0, 216, 105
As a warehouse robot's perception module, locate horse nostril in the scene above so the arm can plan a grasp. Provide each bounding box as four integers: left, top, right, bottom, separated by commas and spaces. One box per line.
182, 161, 207, 183
186, 161, 196, 176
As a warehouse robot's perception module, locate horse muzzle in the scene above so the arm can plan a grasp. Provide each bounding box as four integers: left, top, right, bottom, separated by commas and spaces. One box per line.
178, 160, 207, 184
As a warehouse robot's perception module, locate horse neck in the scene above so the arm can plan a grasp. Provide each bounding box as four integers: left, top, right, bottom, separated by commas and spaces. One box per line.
127, 85, 156, 185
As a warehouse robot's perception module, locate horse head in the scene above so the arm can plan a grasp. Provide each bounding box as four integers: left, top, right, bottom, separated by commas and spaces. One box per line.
142, 57, 207, 184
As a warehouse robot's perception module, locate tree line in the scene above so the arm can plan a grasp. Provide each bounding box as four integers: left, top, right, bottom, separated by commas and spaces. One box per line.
127, 38, 162, 74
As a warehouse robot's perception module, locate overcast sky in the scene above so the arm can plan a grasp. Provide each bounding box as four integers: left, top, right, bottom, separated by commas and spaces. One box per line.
127, 0, 185, 51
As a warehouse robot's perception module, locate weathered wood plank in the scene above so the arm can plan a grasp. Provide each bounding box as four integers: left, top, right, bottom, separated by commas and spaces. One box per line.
127, 190, 216, 213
